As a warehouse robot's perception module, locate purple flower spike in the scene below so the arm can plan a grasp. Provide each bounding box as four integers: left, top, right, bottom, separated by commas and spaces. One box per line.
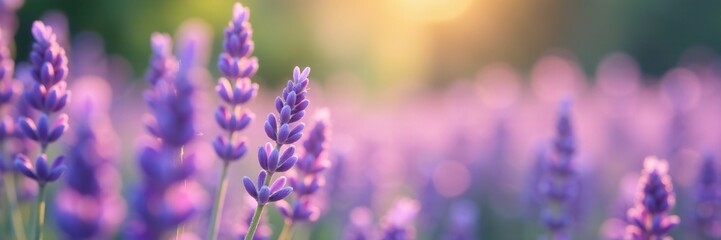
278, 110, 331, 223
213, 2, 259, 164
14, 154, 65, 185
129, 32, 203, 239
538, 99, 580, 239
16, 20, 71, 189
625, 157, 679, 239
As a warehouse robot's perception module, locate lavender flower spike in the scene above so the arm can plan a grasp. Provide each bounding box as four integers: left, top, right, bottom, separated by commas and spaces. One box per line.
276, 110, 331, 240
243, 66, 311, 240
16, 20, 70, 240
625, 157, 679, 239
538, 99, 579, 240
128, 32, 203, 239
208, 4, 259, 240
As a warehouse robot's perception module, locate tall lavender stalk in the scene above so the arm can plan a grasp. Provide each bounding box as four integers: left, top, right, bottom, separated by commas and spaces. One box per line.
277, 110, 331, 240
242, 66, 311, 240
539, 100, 579, 240
55, 94, 124, 239
129, 33, 200, 239
625, 157, 679, 239
14, 21, 70, 240
208, 3, 259, 239
0, 26, 26, 240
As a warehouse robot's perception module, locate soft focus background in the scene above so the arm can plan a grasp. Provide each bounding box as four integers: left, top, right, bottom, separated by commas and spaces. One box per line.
5, 0, 721, 239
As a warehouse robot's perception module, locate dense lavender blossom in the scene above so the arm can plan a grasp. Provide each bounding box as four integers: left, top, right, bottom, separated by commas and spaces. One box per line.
146, 33, 177, 86
208, 4, 260, 238
625, 157, 679, 240
129, 33, 202, 239
242, 66, 311, 240
212, 2, 257, 162
538, 99, 579, 239
278, 110, 331, 223
13, 20, 70, 240
379, 198, 420, 240
695, 153, 719, 237
54, 82, 125, 239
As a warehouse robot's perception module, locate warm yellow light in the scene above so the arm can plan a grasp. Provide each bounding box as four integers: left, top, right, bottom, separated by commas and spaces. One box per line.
393, 0, 474, 23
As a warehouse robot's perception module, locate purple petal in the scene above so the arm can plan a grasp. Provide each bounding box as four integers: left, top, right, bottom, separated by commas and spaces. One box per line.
276, 156, 297, 172
270, 176, 287, 192
14, 155, 37, 180
268, 187, 293, 202
242, 176, 258, 199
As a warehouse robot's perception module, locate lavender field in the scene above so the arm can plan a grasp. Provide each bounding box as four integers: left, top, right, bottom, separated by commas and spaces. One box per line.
0, 1, 720, 239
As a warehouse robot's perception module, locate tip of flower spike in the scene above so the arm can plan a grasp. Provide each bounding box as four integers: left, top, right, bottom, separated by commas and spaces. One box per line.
31, 21, 55, 43
643, 156, 669, 174
150, 33, 173, 55
233, 3, 249, 22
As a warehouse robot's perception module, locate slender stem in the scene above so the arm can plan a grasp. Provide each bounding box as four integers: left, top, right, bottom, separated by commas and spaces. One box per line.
245, 171, 275, 240
278, 221, 294, 240
34, 184, 46, 240
244, 203, 265, 240
208, 161, 231, 240
4, 173, 27, 240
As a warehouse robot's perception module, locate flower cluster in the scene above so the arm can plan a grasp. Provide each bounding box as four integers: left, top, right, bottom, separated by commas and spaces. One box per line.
54, 92, 125, 239
278, 110, 331, 223
213, 2, 258, 162
129, 33, 201, 239
14, 21, 69, 185
538, 99, 579, 239
244, 67, 310, 201
242, 66, 310, 239
625, 157, 679, 239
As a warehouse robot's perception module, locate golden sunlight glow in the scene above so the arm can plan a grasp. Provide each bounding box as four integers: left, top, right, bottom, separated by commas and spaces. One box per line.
393, 0, 474, 22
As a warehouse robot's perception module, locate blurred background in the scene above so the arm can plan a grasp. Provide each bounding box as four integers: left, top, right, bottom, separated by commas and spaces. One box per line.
14, 0, 721, 92
4, 0, 721, 239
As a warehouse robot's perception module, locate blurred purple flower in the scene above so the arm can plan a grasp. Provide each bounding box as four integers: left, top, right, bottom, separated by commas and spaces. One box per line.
538, 99, 580, 239
129, 32, 203, 239
441, 200, 478, 240
343, 207, 374, 240
625, 157, 679, 239
379, 198, 420, 240
695, 153, 719, 237
146, 33, 178, 86
54, 87, 125, 239
278, 110, 331, 223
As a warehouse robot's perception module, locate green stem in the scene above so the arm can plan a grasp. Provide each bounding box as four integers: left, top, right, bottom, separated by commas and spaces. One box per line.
244, 203, 265, 240
34, 184, 46, 240
245, 172, 275, 240
208, 161, 231, 240
278, 221, 294, 240
4, 173, 27, 240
